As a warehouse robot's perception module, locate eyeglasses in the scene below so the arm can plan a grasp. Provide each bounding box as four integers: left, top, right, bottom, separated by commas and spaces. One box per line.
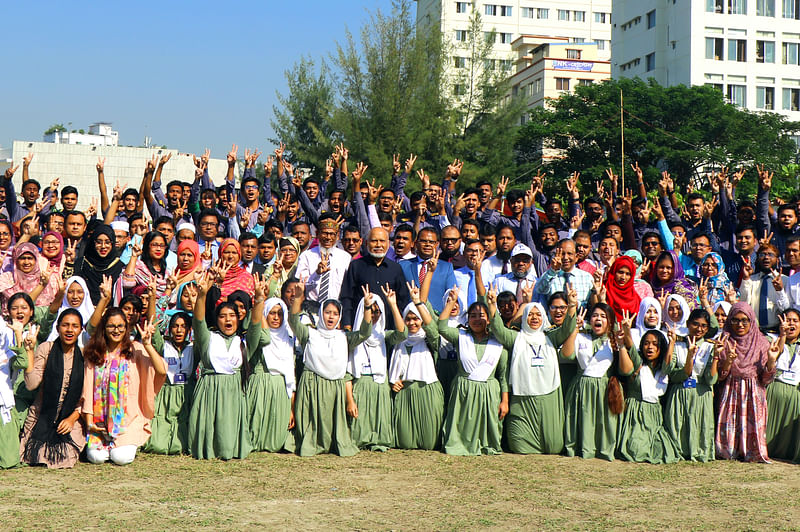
549, 305, 568, 312
758, 252, 777, 259
199, 221, 217, 227
150, 243, 166, 249
442, 238, 460, 243
105, 324, 126, 331
691, 242, 711, 248
417, 239, 437, 245
729, 318, 750, 326
643, 241, 660, 246
244, 185, 259, 190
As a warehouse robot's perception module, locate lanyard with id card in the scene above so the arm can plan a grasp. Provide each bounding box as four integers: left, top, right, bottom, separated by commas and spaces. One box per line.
530, 345, 545, 368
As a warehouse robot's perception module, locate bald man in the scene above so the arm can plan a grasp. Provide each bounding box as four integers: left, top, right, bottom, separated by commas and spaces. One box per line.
340, 227, 412, 328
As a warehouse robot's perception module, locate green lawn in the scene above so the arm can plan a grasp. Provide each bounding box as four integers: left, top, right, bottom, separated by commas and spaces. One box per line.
2, 451, 799, 530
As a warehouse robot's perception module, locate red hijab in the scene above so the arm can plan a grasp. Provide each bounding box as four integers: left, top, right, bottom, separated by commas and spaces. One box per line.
604, 255, 641, 322
174, 239, 200, 286
218, 239, 254, 302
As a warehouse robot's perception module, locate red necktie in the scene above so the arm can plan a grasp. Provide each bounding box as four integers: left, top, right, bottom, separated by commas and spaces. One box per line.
418, 261, 427, 286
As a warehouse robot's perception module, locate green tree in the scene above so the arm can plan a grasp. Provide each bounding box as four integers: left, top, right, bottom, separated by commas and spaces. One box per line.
515, 78, 799, 201
270, 57, 337, 174
44, 123, 66, 135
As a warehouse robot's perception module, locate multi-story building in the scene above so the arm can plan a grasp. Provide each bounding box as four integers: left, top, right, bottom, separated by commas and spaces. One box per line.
611, 0, 800, 122
416, 1, 613, 89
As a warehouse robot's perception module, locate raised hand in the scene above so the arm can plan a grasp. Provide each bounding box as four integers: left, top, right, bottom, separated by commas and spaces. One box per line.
687, 335, 698, 359
630, 161, 643, 181
619, 309, 636, 330
381, 283, 398, 306
698, 277, 710, 306
405, 281, 421, 304
566, 172, 580, 199
416, 168, 430, 189
4, 165, 19, 180
352, 161, 368, 181
495, 176, 509, 198
227, 144, 238, 165
361, 284, 374, 307
64, 239, 78, 263
756, 164, 773, 190
159, 152, 172, 166
136, 319, 156, 346
99, 275, 113, 301
446, 285, 460, 305
771, 269, 784, 292
576, 307, 588, 329
566, 282, 578, 308
657, 288, 668, 309
550, 247, 563, 271
447, 158, 464, 179
519, 280, 533, 304
392, 154, 401, 175
427, 248, 440, 272
404, 153, 417, 173
316, 251, 330, 274
23, 152, 34, 167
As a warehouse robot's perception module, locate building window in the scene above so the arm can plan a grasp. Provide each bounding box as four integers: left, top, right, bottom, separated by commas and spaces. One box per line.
646, 52, 656, 71
757, 40, 776, 62
454, 56, 467, 68
706, 37, 724, 59
707, 0, 724, 12
500, 5, 512, 16
521, 7, 534, 18
706, 82, 724, 92
456, 1, 470, 14
533, 78, 543, 93
728, 39, 747, 61
578, 79, 593, 87
597, 40, 608, 50
556, 78, 570, 91
728, 0, 747, 13
455, 29, 468, 41
572, 37, 586, 43
574, 11, 586, 22
784, 87, 800, 110
594, 12, 609, 23
757, 86, 775, 109
785, 0, 800, 18
499, 32, 513, 43
484, 4, 497, 16
647, 10, 656, 28
500, 59, 512, 71
727, 84, 747, 106
484, 31, 496, 43
558, 9, 570, 20
483, 59, 496, 70
757, 0, 776, 15
566, 49, 582, 59
538, 8, 549, 19
783, 42, 800, 64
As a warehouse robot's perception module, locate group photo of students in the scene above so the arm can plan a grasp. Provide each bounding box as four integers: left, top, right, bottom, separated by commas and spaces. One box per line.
0, 144, 799, 469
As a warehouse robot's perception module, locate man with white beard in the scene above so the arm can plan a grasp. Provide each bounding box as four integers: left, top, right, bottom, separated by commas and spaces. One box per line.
339, 227, 411, 329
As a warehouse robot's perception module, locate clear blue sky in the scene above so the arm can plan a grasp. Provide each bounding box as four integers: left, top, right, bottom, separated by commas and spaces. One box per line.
1, 0, 399, 157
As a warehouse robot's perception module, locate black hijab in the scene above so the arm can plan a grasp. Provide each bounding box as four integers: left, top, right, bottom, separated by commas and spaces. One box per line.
22, 338, 84, 464
79, 224, 123, 304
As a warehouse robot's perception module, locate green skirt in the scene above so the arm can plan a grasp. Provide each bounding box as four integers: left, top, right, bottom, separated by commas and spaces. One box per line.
563, 375, 618, 461
294, 370, 359, 457
506, 388, 564, 455
664, 384, 715, 462
393, 381, 444, 450
442, 376, 502, 456
247, 367, 295, 453
0, 413, 20, 469
766, 380, 800, 463
559, 361, 578, 401
143, 382, 192, 455
617, 397, 681, 464
350, 376, 393, 451
188, 372, 252, 460
13, 374, 35, 429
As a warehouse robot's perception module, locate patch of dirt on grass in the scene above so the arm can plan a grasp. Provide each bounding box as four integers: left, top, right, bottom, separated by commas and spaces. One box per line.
1, 451, 798, 530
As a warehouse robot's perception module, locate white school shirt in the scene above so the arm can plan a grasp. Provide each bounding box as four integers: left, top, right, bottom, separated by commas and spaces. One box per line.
295, 246, 351, 302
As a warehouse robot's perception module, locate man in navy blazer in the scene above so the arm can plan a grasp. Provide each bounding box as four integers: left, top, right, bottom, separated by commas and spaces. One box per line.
400, 227, 456, 313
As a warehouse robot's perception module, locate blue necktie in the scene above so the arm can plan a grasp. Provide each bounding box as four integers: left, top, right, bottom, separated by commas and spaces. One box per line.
467, 271, 476, 306
758, 275, 770, 327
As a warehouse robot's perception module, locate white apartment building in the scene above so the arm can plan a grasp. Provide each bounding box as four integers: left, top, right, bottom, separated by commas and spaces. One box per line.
415, 1, 613, 73
43, 122, 120, 146
611, 0, 800, 121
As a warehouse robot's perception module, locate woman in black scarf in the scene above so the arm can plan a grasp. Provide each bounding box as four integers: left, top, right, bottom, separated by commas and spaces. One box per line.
19, 309, 85, 468
78, 225, 124, 305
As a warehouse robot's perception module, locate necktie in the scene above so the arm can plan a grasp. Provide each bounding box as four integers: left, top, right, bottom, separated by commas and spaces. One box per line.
418, 261, 427, 287
516, 278, 525, 303
467, 271, 476, 306
501, 260, 509, 275
758, 274, 770, 327
319, 255, 330, 303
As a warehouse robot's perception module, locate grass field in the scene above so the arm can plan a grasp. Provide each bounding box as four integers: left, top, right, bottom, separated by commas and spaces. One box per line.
1, 451, 799, 530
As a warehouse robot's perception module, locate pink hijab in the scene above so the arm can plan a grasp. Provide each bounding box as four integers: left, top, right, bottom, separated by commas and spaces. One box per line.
719, 302, 773, 382
0, 242, 59, 307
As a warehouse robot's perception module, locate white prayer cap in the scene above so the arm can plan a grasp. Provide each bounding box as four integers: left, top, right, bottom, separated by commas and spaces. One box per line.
110, 220, 130, 232
176, 222, 196, 234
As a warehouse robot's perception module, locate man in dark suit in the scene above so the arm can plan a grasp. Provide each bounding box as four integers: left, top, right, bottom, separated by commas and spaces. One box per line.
239, 232, 267, 276
400, 227, 456, 314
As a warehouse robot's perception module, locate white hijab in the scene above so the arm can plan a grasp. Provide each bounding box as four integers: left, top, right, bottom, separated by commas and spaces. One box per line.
509, 302, 560, 396
632, 297, 666, 346
388, 303, 438, 384
261, 298, 296, 397
520, 303, 550, 345
348, 296, 387, 383
47, 276, 95, 343
663, 294, 690, 337
303, 299, 349, 380
442, 288, 466, 327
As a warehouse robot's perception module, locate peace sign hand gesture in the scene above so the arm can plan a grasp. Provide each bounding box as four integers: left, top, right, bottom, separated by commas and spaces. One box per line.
64, 239, 78, 264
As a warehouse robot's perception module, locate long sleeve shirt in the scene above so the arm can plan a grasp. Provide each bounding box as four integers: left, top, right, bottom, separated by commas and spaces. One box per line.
338, 255, 411, 329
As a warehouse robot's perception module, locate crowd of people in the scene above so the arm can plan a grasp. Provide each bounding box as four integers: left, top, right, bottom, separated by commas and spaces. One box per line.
0, 145, 799, 468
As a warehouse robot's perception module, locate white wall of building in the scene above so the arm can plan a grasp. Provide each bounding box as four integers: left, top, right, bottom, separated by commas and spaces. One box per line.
10, 141, 235, 213
612, 0, 800, 121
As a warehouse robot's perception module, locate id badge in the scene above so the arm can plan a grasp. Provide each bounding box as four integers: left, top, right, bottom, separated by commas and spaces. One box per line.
782, 370, 795, 381
683, 377, 697, 389
362, 363, 372, 375
531, 356, 545, 368
167, 357, 179, 366
174, 372, 187, 384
